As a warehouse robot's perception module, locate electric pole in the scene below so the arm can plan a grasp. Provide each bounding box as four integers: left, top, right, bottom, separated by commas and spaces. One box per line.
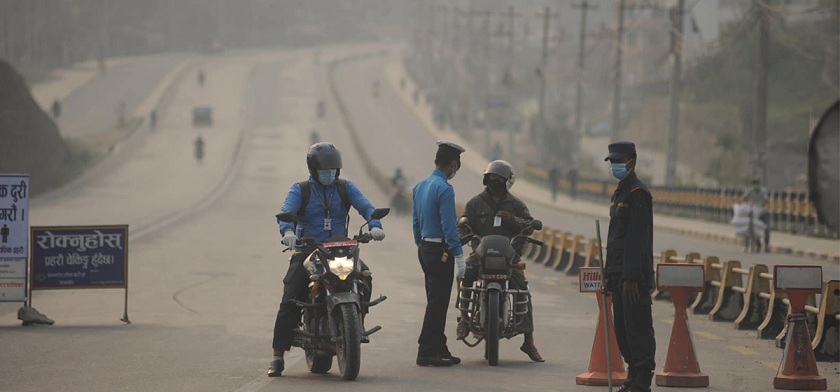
610, 0, 626, 142
753, 1, 768, 186
506, 5, 517, 161
665, 0, 685, 185
535, 6, 560, 160
572, 1, 595, 132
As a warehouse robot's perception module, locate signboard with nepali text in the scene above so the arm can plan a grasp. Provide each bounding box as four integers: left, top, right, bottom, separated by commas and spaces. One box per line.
0, 174, 29, 259
30, 225, 128, 290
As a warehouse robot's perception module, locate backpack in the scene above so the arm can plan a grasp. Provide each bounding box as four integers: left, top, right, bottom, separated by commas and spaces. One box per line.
296, 179, 351, 218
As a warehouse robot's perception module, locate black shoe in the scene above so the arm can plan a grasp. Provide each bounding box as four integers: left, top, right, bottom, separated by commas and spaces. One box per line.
267, 358, 284, 377
442, 353, 461, 365
416, 355, 454, 367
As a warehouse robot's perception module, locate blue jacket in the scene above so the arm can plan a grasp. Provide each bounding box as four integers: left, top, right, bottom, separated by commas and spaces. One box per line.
278, 178, 382, 246
412, 169, 463, 256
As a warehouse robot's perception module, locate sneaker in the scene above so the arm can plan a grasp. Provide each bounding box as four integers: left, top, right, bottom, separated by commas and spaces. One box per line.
267, 358, 284, 377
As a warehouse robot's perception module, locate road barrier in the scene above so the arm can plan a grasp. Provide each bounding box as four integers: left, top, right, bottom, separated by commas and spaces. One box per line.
523, 163, 837, 239
525, 225, 839, 366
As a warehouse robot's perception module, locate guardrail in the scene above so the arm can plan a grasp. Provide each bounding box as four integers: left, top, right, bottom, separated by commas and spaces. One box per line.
521, 225, 840, 363
523, 163, 837, 239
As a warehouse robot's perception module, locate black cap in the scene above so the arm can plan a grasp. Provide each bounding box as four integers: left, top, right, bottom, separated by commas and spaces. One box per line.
604, 141, 636, 161
436, 140, 465, 165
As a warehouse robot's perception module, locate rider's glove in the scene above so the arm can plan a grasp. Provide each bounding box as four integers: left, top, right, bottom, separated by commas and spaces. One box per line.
370, 227, 385, 241
454, 253, 466, 280
282, 231, 298, 250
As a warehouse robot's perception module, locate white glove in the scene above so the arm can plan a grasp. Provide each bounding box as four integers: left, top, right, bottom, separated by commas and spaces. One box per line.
370, 227, 385, 241
454, 253, 466, 280
282, 231, 298, 249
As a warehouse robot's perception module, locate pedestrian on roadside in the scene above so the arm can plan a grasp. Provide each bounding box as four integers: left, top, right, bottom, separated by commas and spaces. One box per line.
198, 69, 205, 87
150, 109, 158, 131
51, 99, 61, 119
568, 167, 580, 200
547, 166, 559, 202
741, 178, 770, 252
603, 141, 656, 392
412, 140, 466, 367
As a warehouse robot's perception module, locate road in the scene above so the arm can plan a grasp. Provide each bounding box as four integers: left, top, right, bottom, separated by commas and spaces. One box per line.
0, 46, 835, 392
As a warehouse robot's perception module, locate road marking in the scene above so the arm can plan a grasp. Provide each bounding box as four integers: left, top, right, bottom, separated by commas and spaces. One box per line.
232, 354, 302, 392
762, 361, 779, 371
728, 345, 759, 356
694, 331, 724, 341
661, 319, 674, 325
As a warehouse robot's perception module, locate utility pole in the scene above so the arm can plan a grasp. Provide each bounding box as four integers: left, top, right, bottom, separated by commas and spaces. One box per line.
753, 1, 768, 185
535, 6, 560, 160
506, 5, 517, 161
665, 0, 685, 185
610, 0, 627, 142
572, 1, 595, 132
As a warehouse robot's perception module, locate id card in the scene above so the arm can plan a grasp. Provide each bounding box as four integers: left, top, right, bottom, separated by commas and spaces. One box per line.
493, 216, 502, 227
323, 218, 332, 231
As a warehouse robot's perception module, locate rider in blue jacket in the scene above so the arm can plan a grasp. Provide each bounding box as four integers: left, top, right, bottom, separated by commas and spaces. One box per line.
269, 142, 385, 377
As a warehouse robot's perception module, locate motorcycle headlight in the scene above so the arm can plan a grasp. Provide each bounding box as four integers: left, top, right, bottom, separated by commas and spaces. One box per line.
328, 257, 354, 280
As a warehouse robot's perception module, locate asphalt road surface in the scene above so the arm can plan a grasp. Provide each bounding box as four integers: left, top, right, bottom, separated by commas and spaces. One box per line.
0, 46, 836, 392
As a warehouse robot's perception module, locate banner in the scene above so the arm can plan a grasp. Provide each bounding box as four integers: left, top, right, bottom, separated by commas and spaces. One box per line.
0, 174, 29, 258
30, 225, 128, 290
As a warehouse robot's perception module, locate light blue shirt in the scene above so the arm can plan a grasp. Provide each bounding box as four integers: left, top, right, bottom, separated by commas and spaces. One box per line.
278, 178, 381, 247
412, 169, 463, 256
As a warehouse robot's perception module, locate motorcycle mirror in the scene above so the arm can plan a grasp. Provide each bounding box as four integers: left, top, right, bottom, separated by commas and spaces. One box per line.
530, 220, 543, 231
275, 212, 297, 223
370, 208, 390, 220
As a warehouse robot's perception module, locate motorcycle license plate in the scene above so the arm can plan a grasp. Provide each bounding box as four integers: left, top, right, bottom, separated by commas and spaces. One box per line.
480, 273, 509, 280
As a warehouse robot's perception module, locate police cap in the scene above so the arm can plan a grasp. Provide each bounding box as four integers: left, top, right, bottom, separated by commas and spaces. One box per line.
435, 140, 465, 165
604, 141, 636, 161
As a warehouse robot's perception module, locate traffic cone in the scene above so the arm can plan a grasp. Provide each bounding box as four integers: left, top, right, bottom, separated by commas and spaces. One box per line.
655, 288, 709, 387
773, 291, 827, 390
576, 292, 627, 386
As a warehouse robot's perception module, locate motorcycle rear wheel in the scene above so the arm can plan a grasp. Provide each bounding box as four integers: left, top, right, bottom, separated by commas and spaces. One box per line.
486, 290, 500, 366
335, 303, 362, 380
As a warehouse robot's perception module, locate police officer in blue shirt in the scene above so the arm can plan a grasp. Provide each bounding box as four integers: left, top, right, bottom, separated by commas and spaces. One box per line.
413, 141, 466, 367
604, 142, 656, 392
268, 142, 385, 377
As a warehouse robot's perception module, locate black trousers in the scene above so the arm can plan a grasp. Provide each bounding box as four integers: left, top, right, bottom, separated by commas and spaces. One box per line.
417, 241, 455, 357
272, 252, 371, 351
608, 273, 656, 371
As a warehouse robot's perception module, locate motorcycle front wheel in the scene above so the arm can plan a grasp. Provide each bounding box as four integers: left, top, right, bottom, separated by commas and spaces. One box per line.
334, 303, 362, 380
486, 290, 501, 366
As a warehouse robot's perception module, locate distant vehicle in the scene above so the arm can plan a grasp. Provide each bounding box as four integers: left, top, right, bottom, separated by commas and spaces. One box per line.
192, 107, 213, 127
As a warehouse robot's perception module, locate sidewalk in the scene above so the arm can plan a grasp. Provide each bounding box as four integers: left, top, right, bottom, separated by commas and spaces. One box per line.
383, 58, 840, 264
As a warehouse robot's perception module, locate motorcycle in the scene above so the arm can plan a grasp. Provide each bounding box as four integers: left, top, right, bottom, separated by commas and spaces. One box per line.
390, 178, 410, 216
456, 217, 543, 366
274, 208, 389, 381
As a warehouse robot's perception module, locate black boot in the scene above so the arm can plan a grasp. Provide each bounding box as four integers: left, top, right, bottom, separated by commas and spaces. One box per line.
629, 368, 653, 392
617, 367, 638, 392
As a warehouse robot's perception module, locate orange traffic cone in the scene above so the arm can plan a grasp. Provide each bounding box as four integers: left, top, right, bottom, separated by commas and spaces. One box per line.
576, 292, 627, 386
655, 288, 709, 387
774, 291, 827, 390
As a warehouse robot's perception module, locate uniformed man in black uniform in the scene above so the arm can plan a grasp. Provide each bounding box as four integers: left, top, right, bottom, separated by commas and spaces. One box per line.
456, 160, 544, 362
604, 142, 656, 392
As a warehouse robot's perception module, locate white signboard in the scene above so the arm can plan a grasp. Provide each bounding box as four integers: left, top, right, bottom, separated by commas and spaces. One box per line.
0, 259, 27, 301
0, 175, 29, 259
774, 265, 822, 292
656, 263, 705, 290
579, 267, 602, 292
